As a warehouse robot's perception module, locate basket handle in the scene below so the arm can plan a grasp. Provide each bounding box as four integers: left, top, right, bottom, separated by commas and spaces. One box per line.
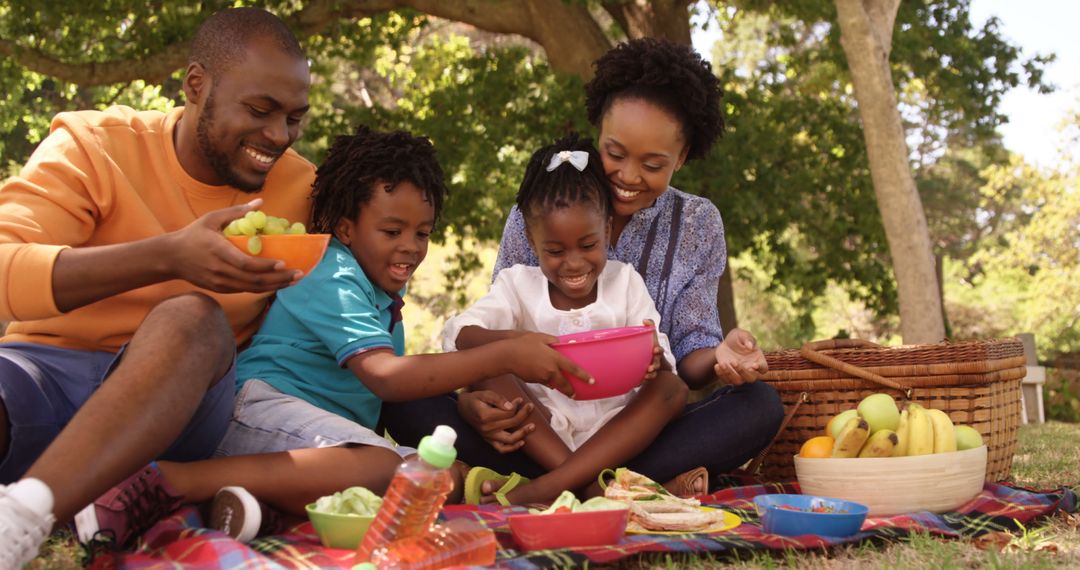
745, 392, 809, 476
799, 339, 913, 397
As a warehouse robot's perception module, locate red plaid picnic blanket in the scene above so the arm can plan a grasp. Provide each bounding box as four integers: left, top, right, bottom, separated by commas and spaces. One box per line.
88, 482, 1077, 569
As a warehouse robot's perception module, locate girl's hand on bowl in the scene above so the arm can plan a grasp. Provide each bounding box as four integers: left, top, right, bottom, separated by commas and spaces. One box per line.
457, 390, 535, 453
713, 328, 768, 386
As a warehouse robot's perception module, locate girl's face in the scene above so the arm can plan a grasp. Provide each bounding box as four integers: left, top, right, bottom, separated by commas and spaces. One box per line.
526, 202, 610, 311
334, 180, 434, 294
598, 98, 689, 219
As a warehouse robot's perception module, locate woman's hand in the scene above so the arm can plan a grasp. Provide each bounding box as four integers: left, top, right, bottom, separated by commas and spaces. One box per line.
456, 390, 535, 453
713, 328, 768, 385
643, 319, 667, 380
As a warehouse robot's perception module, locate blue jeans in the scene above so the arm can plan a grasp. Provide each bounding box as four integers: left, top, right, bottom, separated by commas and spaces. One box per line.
381, 380, 784, 489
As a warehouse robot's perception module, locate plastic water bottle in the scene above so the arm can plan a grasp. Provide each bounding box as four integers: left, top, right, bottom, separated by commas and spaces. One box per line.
356, 519, 497, 569
355, 425, 457, 561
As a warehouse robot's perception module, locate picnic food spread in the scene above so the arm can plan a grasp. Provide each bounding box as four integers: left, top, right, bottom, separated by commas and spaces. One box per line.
799, 393, 985, 459
601, 468, 734, 532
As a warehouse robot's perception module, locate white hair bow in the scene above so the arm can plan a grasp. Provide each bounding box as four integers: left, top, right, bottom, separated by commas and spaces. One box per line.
546, 150, 589, 172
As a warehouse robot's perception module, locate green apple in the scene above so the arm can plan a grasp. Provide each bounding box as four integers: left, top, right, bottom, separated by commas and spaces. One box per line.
857, 393, 900, 434
954, 425, 984, 450
826, 409, 860, 439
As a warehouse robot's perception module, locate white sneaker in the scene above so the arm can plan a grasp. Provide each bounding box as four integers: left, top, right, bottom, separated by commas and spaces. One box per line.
208, 486, 262, 543
0, 482, 56, 569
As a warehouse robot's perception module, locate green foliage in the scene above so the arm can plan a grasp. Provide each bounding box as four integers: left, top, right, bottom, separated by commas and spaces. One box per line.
944, 151, 1080, 358
1044, 368, 1080, 425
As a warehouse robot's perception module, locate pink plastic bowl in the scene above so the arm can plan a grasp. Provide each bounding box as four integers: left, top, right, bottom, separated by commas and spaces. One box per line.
508, 508, 629, 550
551, 325, 654, 400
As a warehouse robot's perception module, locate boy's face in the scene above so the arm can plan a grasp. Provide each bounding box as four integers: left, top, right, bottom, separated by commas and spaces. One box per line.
335, 180, 434, 294
526, 203, 610, 311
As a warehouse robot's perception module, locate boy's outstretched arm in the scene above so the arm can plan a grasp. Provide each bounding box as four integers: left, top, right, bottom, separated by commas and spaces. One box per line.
454, 325, 525, 350
347, 332, 592, 402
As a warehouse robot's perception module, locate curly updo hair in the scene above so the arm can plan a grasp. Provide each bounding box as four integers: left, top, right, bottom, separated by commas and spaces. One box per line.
310, 126, 447, 234
516, 133, 612, 223
585, 37, 724, 162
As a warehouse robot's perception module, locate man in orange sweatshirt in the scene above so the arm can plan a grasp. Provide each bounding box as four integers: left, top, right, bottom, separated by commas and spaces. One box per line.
0, 8, 315, 566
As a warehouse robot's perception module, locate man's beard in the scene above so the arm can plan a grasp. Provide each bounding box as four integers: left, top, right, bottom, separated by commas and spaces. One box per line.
196, 91, 263, 193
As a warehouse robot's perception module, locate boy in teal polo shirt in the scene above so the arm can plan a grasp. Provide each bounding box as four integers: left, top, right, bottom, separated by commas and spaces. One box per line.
228, 237, 407, 433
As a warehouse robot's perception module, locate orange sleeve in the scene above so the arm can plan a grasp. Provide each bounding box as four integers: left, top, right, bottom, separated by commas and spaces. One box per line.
0, 115, 104, 321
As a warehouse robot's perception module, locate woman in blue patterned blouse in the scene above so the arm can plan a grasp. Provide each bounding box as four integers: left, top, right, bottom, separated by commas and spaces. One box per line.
383, 38, 784, 497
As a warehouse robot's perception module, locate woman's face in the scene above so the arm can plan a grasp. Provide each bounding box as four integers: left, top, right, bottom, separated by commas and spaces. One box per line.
598, 98, 689, 219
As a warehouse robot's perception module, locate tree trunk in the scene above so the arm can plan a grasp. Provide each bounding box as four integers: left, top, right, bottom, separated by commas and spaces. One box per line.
834, 0, 945, 344
602, 0, 694, 43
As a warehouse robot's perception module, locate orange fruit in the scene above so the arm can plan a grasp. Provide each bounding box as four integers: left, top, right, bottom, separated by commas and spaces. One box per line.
799, 435, 836, 458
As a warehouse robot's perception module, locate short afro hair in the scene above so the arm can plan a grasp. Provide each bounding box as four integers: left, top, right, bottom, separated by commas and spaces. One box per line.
189, 7, 304, 77
516, 132, 612, 223
310, 126, 447, 235
585, 37, 724, 162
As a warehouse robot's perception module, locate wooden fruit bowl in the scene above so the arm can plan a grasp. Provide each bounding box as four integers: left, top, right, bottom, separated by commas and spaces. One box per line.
793, 445, 987, 516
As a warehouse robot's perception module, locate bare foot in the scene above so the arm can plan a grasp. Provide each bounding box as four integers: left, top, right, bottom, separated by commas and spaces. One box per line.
448, 460, 470, 504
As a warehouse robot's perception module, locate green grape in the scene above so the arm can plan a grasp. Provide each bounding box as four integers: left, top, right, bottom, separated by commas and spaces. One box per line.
223, 219, 242, 236
245, 210, 268, 230
223, 210, 309, 241
246, 235, 263, 255
263, 220, 286, 235
236, 218, 257, 236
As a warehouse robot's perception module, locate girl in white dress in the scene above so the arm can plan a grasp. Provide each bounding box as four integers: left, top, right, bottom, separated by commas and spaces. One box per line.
443, 134, 689, 506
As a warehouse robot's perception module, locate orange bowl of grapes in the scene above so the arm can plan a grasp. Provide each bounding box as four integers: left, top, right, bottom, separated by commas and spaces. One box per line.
224, 211, 330, 276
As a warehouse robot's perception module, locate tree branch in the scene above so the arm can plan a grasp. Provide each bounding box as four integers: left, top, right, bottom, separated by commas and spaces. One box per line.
601, 0, 694, 44
0, 38, 192, 87
2, 0, 612, 87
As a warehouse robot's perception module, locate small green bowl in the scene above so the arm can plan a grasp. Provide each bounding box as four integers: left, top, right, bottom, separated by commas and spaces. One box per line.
304, 503, 376, 549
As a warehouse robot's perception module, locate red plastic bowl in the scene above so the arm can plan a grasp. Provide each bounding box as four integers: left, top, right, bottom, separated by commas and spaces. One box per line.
551, 325, 654, 400
508, 508, 629, 551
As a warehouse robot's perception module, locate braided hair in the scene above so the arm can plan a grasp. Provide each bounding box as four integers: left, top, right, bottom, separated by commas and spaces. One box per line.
584, 37, 724, 161
310, 126, 447, 234
516, 133, 612, 224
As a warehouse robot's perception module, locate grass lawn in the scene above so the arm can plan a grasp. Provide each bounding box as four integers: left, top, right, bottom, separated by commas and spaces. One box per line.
29, 422, 1080, 569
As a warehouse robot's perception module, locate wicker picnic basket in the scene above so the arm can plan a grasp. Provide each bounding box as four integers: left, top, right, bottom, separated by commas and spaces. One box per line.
749, 337, 1026, 482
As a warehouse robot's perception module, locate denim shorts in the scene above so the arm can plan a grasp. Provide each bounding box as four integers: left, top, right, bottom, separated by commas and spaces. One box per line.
216, 379, 414, 458
0, 342, 234, 484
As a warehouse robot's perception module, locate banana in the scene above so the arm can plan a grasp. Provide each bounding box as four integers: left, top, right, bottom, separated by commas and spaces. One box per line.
831, 416, 870, 458
893, 408, 910, 456
858, 429, 898, 457
926, 408, 957, 453
906, 403, 935, 456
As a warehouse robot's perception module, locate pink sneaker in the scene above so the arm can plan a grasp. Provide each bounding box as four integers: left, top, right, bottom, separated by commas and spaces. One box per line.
73, 463, 183, 548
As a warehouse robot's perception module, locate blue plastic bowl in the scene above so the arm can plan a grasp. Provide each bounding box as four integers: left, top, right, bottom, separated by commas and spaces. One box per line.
753, 494, 868, 538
